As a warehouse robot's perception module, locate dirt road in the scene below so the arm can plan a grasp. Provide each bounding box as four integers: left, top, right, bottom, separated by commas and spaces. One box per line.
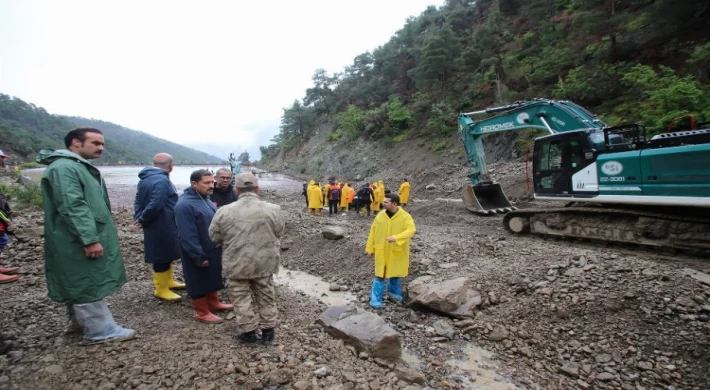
1, 167, 709, 389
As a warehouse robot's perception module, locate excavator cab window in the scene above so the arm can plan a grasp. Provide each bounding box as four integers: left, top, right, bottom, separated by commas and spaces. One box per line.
535, 139, 565, 192
534, 132, 591, 196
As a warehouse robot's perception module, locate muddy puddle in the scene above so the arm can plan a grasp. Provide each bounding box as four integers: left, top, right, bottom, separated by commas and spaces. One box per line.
446, 344, 519, 389
275, 268, 357, 306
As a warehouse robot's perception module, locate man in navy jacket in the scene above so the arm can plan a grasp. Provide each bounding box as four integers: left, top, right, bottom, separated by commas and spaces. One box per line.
133, 153, 184, 301
174, 169, 233, 323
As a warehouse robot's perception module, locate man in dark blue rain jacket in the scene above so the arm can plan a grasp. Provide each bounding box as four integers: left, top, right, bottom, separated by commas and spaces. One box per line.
133, 153, 184, 301
174, 169, 233, 323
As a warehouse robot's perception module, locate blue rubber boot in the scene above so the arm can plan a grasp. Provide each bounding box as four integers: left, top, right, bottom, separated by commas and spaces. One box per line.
369, 278, 385, 309
386, 278, 403, 303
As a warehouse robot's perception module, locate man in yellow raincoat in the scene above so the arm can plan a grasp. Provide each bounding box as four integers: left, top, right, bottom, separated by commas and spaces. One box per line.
307, 180, 323, 214
377, 180, 386, 208
398, 179, 410, 207
370, 183, 381, 213
322, 183, 329, 207
365, 193, 416, 309
339, 183, 351, 212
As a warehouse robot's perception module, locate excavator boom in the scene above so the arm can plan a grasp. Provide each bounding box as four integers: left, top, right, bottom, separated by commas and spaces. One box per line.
457, 99, 605, 214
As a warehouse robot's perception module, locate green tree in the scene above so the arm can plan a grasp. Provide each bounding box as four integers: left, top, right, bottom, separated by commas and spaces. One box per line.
238, 151, 250, 164
410, 25, 462, 98
304, 69, 336, 115
621, 64, 710, 133
279, 100, 315, 142
336, 105, 365, 140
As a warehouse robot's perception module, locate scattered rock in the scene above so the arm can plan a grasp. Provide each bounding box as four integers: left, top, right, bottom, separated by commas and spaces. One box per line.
488, 325, 509, 342
322, 226, 346, 240
314, 366, 328, 378
266, 368, 293, 385
432, 320, 455, 339
318, 305, 402, 360
45, 365, 63, 375
407, 276, 482, 318
394, 363, 426, 384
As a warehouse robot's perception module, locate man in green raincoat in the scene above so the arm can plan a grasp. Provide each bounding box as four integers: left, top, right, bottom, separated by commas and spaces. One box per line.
37, 128, 135, 345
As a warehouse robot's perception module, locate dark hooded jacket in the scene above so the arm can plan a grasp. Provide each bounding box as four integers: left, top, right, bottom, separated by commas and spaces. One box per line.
133, 167, 181, 264
174, 187, 224, 297
210, 184, 237, 208
36, 149, 125, 304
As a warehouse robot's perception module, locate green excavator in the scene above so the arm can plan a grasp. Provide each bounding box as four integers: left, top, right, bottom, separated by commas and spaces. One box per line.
457, 98, 710, 252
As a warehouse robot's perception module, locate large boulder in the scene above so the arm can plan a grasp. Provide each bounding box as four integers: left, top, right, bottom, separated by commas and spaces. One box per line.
322, 226, 346, 240
318, 305, 401, 360
407, 276, 482, 318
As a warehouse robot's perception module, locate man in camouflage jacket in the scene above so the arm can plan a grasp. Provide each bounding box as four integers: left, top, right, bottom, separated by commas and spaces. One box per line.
208, 173, 285, 344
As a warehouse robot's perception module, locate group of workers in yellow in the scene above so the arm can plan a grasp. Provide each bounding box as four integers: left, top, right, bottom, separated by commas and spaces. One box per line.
304, 178, 410, 216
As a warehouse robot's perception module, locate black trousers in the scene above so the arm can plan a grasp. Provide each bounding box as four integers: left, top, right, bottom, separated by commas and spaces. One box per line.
328, 200, 339, 214
359, 202, 371, 216
152, 262, 171, 272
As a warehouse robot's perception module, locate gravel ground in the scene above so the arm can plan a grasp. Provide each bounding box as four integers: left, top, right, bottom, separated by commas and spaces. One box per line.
1, 163, 709, 389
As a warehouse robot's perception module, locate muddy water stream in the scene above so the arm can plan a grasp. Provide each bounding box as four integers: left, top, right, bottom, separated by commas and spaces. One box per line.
274, 269, 518, 389
447, 344, 519, 389
274, 268, 357, 306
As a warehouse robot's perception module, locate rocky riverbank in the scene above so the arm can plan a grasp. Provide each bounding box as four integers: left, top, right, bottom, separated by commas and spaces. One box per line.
1, 163, 709, 389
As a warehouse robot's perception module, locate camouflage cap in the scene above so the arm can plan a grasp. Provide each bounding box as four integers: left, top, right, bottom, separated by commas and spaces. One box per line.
234, 172, 259, 188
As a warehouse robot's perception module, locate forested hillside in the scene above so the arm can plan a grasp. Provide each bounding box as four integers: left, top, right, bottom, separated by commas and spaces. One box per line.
261, 0, 710, 162
0, 94, 224, 165
67, 117, 225, 165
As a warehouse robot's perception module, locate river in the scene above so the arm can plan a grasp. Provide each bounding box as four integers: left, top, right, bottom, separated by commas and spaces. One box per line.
24, 165, 303, 191
23, 165, 303, 208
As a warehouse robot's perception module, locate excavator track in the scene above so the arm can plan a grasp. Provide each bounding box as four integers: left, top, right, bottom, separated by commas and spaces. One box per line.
503, 206, 710, 254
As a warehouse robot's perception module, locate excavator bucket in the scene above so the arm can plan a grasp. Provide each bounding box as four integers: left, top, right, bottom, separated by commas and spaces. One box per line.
462, 183, 517, 215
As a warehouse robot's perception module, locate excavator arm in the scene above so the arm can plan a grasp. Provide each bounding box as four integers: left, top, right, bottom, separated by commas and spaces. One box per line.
457, 99, 606, 214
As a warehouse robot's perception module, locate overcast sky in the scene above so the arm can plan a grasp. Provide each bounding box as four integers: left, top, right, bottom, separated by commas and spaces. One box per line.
0, 0, 444, 159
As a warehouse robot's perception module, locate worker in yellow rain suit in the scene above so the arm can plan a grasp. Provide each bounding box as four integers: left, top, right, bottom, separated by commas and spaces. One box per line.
370, 183, 381, 213
339, 183, 351, 212
376, 180, 386, 208
322, 183, 329, 207
307, 180, 323, 214
365, 193, 416, 309
398, 179, 410, 207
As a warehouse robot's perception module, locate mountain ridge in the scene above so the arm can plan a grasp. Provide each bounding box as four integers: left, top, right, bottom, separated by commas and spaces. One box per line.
0, 93, 224, 165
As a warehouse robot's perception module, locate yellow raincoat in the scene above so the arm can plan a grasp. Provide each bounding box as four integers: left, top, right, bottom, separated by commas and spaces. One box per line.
398, 181, 410, 204
339, 184, 351, 209
365, 207, 416, 278
322, 184, 329, 206
377, 180, 386, 204
307, 181, 323, 210
371, 184, 381, 212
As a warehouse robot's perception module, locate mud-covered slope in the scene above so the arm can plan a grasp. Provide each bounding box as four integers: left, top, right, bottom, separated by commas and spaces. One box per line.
262, 121, 525, 187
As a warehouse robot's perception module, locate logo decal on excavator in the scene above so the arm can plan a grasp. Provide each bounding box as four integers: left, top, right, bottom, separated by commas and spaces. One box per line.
481, 122, 515, 132
516, 113, 530, 124
601, 161, 623, 176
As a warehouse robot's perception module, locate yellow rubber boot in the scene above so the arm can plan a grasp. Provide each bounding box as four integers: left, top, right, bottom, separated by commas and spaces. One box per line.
153, 272, 182, 301
167, 265, 186, 290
